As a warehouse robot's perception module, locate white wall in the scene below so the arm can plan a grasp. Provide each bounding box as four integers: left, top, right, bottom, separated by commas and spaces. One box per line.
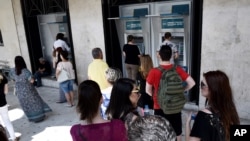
200, 0, 250, 119
68, 0, 105, 83
0, 0, 29, 69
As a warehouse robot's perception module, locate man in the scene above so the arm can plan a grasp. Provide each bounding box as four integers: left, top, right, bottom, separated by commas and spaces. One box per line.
88, 47, 109, 90
34, 57, 51, 87
158, 32, 178, 64
53, 33, 71, 69
146, 45, 195, 141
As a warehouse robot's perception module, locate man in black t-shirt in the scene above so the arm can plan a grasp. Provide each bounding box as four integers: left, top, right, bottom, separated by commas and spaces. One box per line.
34, 57, 51, 87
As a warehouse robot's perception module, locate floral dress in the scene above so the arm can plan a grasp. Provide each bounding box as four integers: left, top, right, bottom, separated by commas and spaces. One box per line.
10, 68, 52, 122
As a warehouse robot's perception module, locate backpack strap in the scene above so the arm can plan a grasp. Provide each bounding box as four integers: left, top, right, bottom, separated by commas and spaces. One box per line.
157, 64, 176, 73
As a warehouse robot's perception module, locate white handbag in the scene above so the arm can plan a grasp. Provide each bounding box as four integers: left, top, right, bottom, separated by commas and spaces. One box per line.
57, 63, 70, 83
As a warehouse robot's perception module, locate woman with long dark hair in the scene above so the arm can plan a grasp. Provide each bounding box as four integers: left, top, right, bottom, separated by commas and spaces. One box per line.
186, 70, 240, 141
10, 56, 52, 122
106, 78, 141, 127
70, 80, 127, 141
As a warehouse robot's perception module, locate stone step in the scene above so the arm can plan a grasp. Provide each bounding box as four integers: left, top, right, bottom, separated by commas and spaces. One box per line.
41, 76, 77, 90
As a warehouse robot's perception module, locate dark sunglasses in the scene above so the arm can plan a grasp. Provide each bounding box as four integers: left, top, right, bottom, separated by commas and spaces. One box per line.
200, 81, 207, 88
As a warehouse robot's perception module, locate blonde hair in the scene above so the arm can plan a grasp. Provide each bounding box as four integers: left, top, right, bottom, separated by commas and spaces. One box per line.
139, 55, 153, 79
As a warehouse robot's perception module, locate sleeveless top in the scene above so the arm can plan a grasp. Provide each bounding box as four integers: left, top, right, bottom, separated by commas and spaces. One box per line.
190, 109, 225, 141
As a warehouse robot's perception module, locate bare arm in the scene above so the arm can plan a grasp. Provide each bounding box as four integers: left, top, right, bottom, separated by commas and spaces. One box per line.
123, 51, 126, 57
174, 52, 179, 59
185, 112, 201, 141
4, 84, 8, 94
184, 76, 195, 91
146, 82, 153, 96
56, 69, 61, 79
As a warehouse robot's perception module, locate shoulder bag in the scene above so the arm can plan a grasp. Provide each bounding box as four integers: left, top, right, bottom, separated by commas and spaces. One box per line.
57, 62, 70, 83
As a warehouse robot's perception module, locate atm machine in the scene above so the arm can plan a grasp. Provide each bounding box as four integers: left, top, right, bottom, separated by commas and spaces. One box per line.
150, 1, 192, 73
109, 1, 192, 76
109, 4, 151, 77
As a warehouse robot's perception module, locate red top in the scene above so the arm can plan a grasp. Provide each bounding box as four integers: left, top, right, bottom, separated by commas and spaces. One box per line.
146, 64, 189, 109
70, 119, 128, 141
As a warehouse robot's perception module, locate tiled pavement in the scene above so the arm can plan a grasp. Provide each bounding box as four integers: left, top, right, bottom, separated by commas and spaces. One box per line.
5, 81, 250, 141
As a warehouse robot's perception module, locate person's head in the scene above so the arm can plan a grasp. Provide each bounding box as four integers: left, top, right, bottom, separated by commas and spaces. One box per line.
127, 35, 134, 43
158, 45, 172, 61
0, 124, 8, 141
128, 115, 176, 141
201, 70, 239, 140
77, 80, 102, 124
39, 57, 45, 64
105, 67, 122, 85
56, 33, 64, 40
60, 50, 68, 60
92, 47, 103, 59
106, 78, 140, 120
139, 54, 153, 79
164, 32, 172, 40
14, 56, 27, 75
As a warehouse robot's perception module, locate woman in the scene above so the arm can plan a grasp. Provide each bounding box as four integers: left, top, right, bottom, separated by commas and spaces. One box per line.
101, 67, 122, 119
186, 70, 240, 141
123, 35, 141, 81
136, 54, 154, 109
70, 80, 127, 141
56, 50, 75, 107
106, 78, 141, 127
0, 73, 18, 141
10, 56, 52, 122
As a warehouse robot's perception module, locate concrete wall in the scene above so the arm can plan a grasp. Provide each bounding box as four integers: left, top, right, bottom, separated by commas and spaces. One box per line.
0, 0, 29, 69
68, 0, 105, 83
200, 0, 250, 119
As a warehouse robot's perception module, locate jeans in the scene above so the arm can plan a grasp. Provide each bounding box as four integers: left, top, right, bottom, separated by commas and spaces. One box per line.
34, 71, 50, 86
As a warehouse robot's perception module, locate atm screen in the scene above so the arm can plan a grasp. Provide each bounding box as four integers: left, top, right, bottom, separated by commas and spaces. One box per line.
133, 36, 144, 54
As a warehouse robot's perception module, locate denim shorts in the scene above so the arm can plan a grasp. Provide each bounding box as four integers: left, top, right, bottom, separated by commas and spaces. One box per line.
60, 80, 74, 94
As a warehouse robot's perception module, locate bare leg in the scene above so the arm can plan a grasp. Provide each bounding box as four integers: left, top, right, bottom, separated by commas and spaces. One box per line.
65, 93, 71, 106
69, 91, 74, 105
177, 135, 181, 141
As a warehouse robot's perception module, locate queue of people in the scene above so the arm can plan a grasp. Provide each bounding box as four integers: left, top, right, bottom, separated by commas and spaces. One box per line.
1, 32, 240, 141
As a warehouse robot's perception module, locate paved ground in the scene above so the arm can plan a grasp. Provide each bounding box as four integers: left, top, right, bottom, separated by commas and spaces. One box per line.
4, 82, 250, 141
6, 82, 79, 141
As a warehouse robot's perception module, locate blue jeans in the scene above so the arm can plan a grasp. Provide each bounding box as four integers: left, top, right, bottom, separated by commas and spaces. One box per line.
34, 71, 50, 86
60, 80, 74, 94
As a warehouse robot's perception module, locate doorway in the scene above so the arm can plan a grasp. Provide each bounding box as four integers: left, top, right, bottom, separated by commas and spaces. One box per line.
20, 0, 76, 82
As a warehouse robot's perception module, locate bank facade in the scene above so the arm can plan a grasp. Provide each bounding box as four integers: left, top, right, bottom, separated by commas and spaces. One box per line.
0, 0, 250, 120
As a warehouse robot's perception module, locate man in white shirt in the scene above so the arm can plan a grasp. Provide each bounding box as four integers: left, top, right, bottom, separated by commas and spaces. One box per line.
157, 32, 178, 64
52, 33, 71, 68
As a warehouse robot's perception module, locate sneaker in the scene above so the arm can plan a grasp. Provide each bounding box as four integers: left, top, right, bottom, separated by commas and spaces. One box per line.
65, 104, 73, 107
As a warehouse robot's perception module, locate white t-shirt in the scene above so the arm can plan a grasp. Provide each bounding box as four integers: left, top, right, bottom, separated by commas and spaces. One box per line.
157, 40, 178, 64
57, 61, 75, 80
53, 39, 70, 52
101, 86, 113, 119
